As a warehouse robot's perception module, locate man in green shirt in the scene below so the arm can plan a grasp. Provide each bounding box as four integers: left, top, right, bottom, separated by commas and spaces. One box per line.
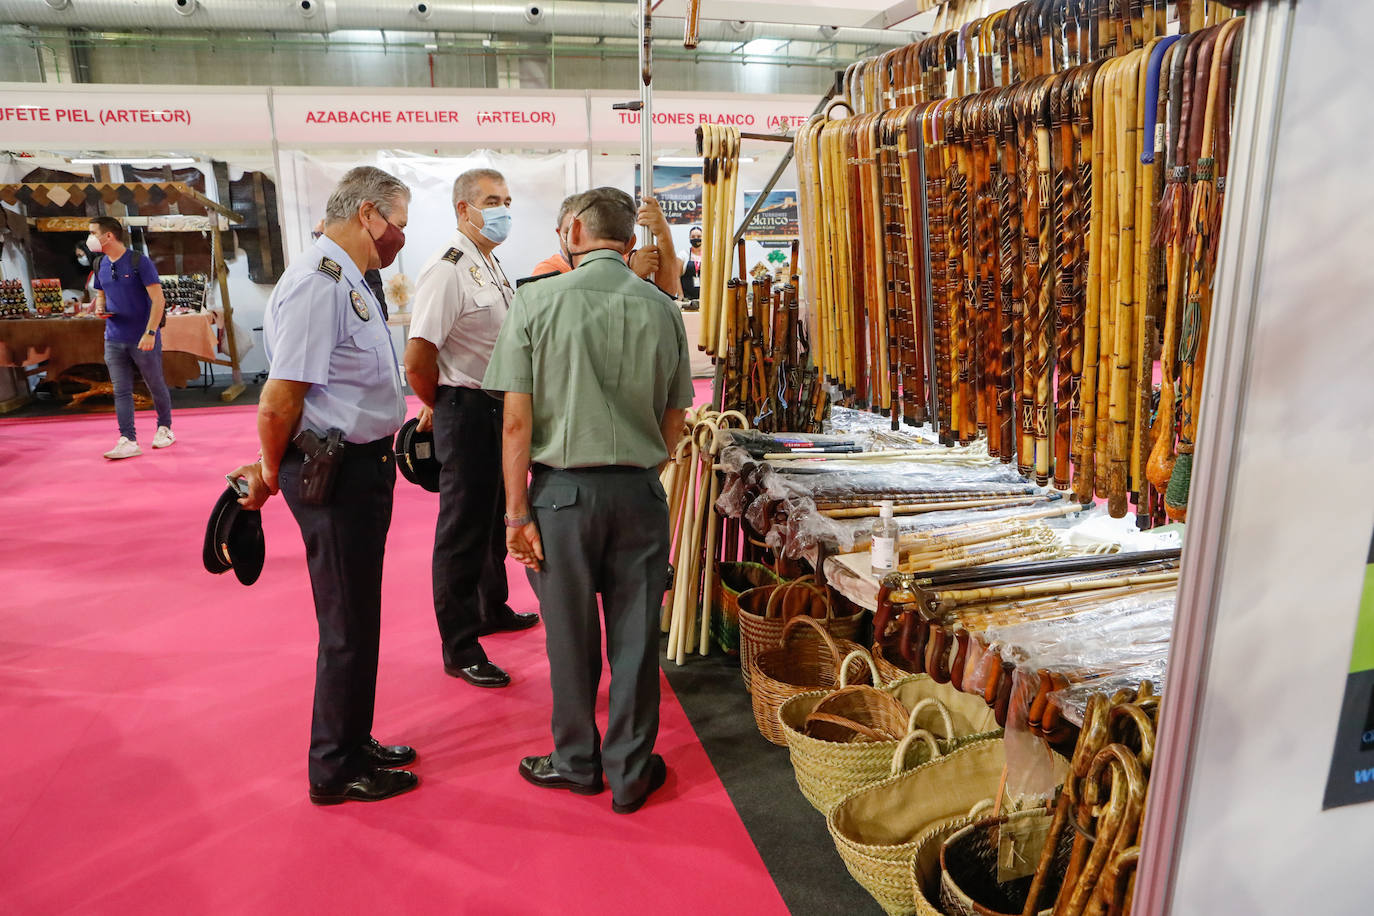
483, 187, 692, 814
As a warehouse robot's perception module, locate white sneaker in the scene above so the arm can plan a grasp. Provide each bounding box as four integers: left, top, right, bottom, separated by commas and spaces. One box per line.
152, 426, 176, 449
104, 437, 142, 460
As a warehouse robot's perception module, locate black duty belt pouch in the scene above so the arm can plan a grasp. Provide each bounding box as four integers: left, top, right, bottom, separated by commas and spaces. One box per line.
294, 427, 345, 506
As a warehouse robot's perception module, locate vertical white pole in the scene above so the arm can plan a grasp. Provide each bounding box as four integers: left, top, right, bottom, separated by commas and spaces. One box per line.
639, 0, 654, 247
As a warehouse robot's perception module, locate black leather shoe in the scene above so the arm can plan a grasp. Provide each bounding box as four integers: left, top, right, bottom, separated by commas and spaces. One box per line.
363, 736, 416, 768
612, 754, 667, 814
444, 659, 511, 688
479, 611, 540, 636
309, 767, 419, 805
518, 754, 603, 795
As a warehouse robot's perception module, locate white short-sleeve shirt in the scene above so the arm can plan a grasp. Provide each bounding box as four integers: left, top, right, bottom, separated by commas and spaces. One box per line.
407, 229, 513, 389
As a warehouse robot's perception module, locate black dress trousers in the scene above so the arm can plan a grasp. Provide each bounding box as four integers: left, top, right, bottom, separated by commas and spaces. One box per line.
279, 438, 395, 786
430, 385, 509, 669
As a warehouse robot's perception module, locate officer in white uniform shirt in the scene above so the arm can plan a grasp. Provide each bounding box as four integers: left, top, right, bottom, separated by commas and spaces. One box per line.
404, 168, 539, 691
229, 166, 419, 806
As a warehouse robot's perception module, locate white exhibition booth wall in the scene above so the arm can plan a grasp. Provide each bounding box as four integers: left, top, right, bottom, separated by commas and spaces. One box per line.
0, 83, 811, 376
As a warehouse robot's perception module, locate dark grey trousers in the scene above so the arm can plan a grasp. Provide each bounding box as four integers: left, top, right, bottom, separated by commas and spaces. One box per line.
527, 465, 670, 805
279, 437, 395, 786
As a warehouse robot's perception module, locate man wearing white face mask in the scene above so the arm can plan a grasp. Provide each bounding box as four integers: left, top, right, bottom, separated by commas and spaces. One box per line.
403, 168, 535, 689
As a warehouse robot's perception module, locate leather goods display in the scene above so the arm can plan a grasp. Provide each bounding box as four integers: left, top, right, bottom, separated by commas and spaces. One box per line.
791, 0, 1242, 524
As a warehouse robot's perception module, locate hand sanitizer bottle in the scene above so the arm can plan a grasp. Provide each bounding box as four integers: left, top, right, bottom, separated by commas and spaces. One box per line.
871, 500, 898, 575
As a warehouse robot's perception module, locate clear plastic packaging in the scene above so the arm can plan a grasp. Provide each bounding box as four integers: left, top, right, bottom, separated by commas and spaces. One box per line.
977, 593, 1175, 802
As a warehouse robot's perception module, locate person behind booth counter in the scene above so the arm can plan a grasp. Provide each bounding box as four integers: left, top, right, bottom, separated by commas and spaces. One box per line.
228, 166, 418, 806
402, 168, 537, 691
484, 187, 692, 814
531, 196, 682, 297
89, 217, 174, 460
680, 225, 703, 302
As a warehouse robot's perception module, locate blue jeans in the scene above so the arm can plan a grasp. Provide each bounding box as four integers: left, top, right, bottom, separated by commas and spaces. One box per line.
104, 337, 173, 442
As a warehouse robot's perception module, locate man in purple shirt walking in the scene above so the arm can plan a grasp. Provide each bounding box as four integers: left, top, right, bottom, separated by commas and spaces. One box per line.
89, 216, 175, 459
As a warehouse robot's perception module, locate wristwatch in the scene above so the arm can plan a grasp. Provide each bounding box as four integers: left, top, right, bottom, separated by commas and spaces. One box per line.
144, 329, 155, 337
503, 514, 531, 528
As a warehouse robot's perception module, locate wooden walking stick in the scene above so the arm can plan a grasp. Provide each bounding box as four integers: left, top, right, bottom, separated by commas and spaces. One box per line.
1106, 52, 1144, 519
1031, 78, 1056, 488
1166, 25, 1224, 521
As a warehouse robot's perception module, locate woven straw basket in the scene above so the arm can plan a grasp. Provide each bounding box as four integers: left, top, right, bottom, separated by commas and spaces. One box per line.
737, 575, 865, 690
939, 807, 1066, 916
910, 814, 983, 916
710, 561, 783, 655
826, 738, 1007, 916
780, 655, 1003, 814
749, 615, 867, 746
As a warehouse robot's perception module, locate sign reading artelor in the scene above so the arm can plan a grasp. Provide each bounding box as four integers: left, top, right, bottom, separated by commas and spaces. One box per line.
0, 89, 272, 148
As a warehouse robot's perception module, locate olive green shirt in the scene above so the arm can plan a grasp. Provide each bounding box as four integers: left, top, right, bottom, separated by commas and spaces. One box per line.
482, 248, 695, 469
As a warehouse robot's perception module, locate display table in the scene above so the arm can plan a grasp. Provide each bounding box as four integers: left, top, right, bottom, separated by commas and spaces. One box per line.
677, 307, 714, 378
0, 313, 222, 391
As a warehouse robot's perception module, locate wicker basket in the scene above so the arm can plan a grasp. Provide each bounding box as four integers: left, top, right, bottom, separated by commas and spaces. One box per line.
911, 815, 982, 916
873, 640, 919, 685
749, 615, 867, 746
710, 561, 783, 655
826, 738, 1007, 916
738, 575, 865, 690
939, 808, 1066, 916
803, 651, 910, 742
781, 665, 1003, 814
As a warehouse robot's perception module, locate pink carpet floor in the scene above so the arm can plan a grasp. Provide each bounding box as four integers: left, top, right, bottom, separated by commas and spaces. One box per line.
0, 387, 788, 915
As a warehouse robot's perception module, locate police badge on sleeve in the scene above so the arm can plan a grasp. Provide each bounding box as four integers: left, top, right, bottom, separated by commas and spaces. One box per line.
350, 289, 371, 321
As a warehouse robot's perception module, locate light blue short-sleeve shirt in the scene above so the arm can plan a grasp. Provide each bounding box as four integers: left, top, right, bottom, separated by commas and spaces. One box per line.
263, 236, 405, 444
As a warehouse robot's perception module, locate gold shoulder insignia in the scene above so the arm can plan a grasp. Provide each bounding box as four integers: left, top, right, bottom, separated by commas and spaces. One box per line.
441, 247, 463, 265
317, 257, 342, 282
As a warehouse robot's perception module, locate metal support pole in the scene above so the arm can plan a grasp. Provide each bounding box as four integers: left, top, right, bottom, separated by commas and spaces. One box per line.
638, 0, 655, 247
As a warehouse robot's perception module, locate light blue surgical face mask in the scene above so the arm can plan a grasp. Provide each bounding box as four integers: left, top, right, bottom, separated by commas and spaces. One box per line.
475, 205, 512, 244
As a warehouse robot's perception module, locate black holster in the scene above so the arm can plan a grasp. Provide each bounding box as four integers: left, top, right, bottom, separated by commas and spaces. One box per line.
293, 428, 345, 506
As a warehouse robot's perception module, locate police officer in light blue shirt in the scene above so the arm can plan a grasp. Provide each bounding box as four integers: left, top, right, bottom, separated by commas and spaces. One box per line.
230, 166, 419, 806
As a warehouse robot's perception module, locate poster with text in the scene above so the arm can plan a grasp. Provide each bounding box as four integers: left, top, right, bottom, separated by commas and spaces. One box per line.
741, 190, 800, 248
634, 165, 702, 226
1323, 528, 1374, 809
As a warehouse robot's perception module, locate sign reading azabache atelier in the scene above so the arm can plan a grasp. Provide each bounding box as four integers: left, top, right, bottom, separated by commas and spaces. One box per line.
1323, 528, 1374, 810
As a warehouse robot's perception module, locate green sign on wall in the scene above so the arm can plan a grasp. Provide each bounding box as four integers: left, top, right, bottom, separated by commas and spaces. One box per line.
1322, 531, 1374, 809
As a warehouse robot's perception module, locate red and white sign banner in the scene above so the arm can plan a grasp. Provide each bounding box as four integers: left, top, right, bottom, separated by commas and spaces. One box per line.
588, 92, 816, 148
271, 91, 588, 146
0, 87, 273, 149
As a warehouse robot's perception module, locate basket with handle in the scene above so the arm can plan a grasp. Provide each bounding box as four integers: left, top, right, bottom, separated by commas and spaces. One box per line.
780, 658, 1003, 814
938, 807, 1067, 916
873, 639, 919, 685
910, 812, 987, 916
737, 574, 864, 690
748, 615, 867, 746
803, 651, 911, 743
711, 561, 783, 655
826, 737, 1008, 916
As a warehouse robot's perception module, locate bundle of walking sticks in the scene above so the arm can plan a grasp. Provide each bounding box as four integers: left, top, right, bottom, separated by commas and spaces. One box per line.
714, 241, 829, 433
794, 0, 1243, 523
661, 405, 750, 664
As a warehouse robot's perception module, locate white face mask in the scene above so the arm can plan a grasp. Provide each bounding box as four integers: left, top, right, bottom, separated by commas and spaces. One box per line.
86, 234, 104, 253
76, 253, 90, 267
